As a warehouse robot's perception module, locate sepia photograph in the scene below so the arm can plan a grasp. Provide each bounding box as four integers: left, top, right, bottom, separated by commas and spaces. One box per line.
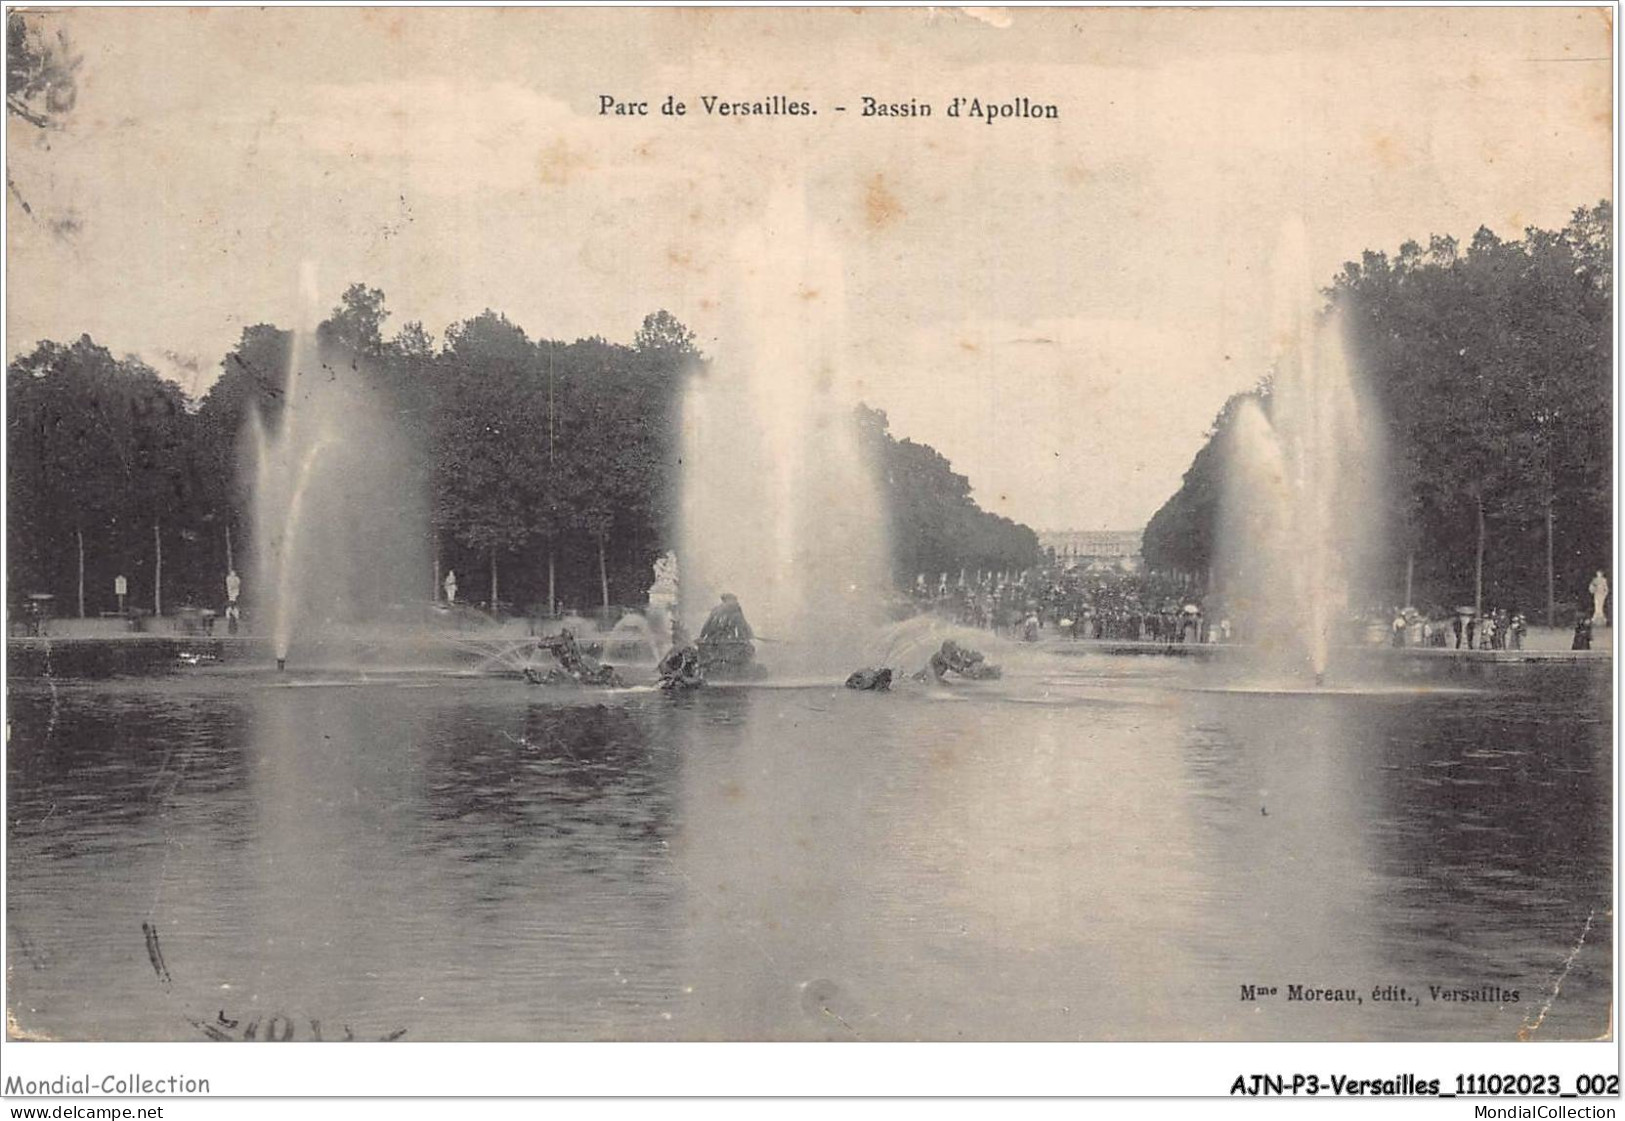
2, 1, 1616, 1099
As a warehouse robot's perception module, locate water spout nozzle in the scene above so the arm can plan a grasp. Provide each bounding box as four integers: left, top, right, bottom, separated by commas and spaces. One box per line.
1313, 671, 1325, 687
276, 657, 287, 672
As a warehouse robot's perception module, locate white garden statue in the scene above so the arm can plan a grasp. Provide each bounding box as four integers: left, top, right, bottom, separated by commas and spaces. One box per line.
647, 551, 680, 642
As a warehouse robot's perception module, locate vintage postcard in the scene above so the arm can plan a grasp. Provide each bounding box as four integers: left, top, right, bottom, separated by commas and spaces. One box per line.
3, 2, 1615, 1100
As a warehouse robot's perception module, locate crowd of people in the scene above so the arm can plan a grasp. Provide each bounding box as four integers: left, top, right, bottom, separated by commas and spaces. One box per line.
907, 567, 1218, 644
907, 565, 1610, 655
1384, 605, 1528, 650
522, 564, 1611, 691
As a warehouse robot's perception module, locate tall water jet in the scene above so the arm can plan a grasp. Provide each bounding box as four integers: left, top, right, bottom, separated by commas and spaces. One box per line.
248, 265, 431, 666
1216, 221, 1386, 680
677, 186, 891, 675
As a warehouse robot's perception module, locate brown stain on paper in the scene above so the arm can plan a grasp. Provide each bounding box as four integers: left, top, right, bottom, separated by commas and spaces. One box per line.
1365, 133, 1407, 173
7, 1007, 57, 1042
359, 9, 408, 42
536, 139, 593, 187
863, 173, 903, 231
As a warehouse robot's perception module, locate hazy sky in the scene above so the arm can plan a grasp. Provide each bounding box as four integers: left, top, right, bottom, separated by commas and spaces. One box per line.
6, 6, 1611, 530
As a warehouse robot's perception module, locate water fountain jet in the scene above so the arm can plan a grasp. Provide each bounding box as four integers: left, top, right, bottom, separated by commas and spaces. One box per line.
247, 265, 432, 670
677, 186, 891, 677
1216, 221, 1386, 683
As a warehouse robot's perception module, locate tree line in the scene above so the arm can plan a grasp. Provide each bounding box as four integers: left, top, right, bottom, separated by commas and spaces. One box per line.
8, 289, 1040, 619
857, 404, 1042, 584
1143, 202, 1612, 623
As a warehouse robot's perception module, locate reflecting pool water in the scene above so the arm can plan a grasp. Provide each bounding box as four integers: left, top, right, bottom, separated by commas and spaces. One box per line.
6, 650, 1611, 1041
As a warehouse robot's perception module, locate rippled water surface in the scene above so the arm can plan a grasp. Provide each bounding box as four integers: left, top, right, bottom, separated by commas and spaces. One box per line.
6, 649, 1611, 1041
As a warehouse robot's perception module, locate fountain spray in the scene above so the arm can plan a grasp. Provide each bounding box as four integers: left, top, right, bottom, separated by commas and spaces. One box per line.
1217, 218, 1385, 682
676, 184, 891, 676
246, 262, 432, 672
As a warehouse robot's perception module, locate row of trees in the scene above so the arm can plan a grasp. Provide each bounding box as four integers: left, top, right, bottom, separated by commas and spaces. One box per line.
1143, 202, 1612, 622
858, 404, 1041, 583
8, 338, 192, 617
8, 291, 1039, 618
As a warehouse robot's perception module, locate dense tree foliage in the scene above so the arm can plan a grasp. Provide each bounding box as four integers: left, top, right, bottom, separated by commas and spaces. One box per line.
1140, 386, 1264, 584
858, 405, 1042, 582
1143, 203, 1612, 621
8, 337, 201, 615
8, 299, 1037, 619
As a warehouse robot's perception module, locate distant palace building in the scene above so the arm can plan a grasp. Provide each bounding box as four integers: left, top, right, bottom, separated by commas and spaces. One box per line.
1038, 529, 1143, 574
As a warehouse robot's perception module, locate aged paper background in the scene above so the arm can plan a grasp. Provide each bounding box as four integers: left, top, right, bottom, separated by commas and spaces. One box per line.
8, 6, 1611, 530
3, 2, 1616, 1090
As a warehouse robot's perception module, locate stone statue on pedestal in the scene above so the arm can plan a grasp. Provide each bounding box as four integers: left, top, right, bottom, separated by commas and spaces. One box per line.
648, 551, 680, 642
